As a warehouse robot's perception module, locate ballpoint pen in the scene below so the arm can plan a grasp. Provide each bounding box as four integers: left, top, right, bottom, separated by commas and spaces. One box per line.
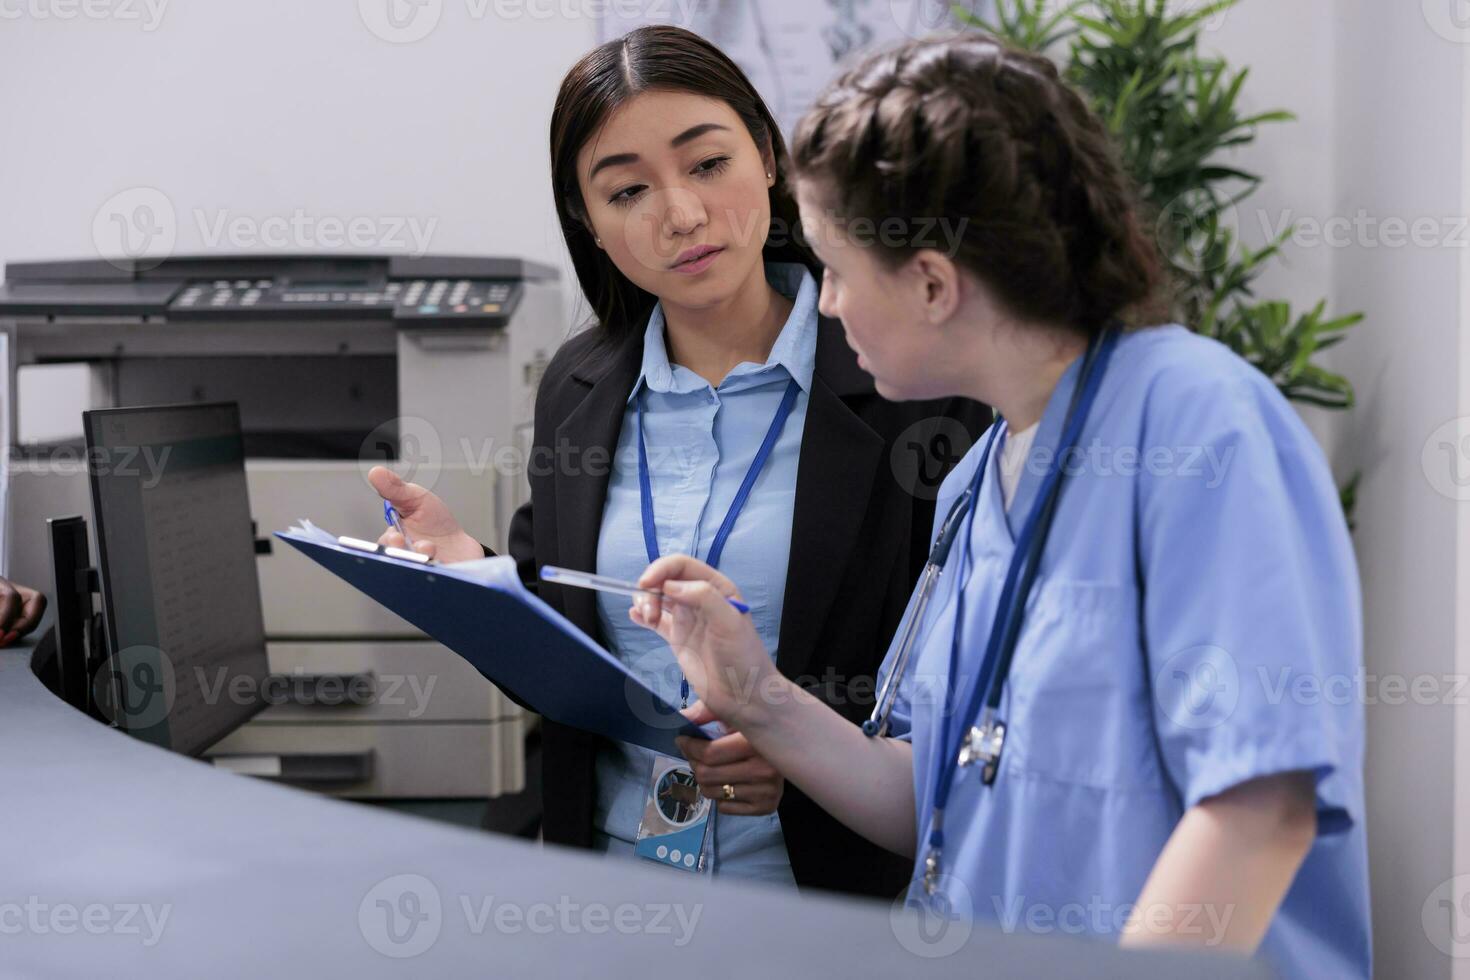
539, 565, 751, 614
383, 500, 414, 548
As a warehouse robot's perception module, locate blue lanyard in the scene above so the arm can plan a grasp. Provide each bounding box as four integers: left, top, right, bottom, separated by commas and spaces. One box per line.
922, 327, 1120, 900
637, 377, 802, 705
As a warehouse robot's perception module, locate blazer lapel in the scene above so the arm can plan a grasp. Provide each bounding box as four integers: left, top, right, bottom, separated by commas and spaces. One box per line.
551, 335, 643, 633
549, 317, 883, 674
776, 316, 884, 679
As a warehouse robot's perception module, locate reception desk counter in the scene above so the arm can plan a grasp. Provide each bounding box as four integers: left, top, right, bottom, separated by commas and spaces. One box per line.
0, 643, 1268, 979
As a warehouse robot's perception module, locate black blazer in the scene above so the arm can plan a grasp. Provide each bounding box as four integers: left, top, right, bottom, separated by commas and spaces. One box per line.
494, 314, 989, 899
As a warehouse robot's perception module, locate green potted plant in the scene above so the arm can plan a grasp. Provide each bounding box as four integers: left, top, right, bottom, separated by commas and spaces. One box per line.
969, 0, 1362, 515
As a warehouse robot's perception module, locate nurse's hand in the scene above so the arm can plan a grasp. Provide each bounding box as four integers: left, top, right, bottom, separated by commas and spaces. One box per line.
676, 702, 784, 816
629, 555, 779, 732
0, 577, 46, 647
367, 466, 484, 564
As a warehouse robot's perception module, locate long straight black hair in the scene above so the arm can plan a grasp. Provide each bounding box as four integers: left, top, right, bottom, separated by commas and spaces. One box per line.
549, 25, 819, 344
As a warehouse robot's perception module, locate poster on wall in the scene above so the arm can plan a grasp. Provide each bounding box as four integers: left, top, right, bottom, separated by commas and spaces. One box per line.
597, 0, 996, 140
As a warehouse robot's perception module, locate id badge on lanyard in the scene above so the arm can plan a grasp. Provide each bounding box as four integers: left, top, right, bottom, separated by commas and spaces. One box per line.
634, 755, 713, 872
630, 377, 801, 874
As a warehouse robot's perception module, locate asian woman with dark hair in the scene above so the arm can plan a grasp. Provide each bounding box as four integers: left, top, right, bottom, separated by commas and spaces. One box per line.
369, 25, 987, 897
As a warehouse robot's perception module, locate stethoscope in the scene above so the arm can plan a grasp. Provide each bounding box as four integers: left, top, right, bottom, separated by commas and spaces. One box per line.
861, 324, 1121, 903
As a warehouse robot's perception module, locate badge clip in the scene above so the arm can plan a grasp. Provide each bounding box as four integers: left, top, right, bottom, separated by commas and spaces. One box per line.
922, 847, 942, 896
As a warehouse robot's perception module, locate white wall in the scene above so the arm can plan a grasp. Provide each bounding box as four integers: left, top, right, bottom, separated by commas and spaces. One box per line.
1205, 0, 1340, 452
1331, 4, 1469, 977
1208, 5, 1470, 974
0, 1, 600, 319
0, 1, 603, 443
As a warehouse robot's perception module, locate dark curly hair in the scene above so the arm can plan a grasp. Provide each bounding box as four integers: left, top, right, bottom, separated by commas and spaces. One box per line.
790, 32, 1164, 334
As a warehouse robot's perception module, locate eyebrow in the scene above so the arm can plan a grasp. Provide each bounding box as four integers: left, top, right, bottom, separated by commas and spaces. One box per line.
587, 122, 733, 181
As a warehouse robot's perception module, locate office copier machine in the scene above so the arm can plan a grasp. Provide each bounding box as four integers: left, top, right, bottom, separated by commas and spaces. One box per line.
1, 253, 567, 800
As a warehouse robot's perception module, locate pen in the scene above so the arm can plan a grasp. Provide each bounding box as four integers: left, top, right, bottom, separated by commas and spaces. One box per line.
539, 565, 751, 614
383, 500, 414, 548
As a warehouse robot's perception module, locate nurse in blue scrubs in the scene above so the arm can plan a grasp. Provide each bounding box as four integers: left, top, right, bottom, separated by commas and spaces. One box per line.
631, 33, 1370, 978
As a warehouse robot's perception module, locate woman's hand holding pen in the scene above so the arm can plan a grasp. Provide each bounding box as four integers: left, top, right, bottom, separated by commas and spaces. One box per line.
367, 466, 484, 565
628, 554, 791, 735
632, 554, 918, 854
630, 554, 790, 815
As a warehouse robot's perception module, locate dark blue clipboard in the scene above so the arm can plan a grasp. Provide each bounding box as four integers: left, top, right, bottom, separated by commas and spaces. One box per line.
275, 531, 712, 756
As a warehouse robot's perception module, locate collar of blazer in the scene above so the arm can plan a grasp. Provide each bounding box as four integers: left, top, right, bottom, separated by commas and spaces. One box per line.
553, 314, 885, 681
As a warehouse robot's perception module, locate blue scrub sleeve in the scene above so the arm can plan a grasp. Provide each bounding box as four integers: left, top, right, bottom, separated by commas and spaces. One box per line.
1137, 368, 1363, 835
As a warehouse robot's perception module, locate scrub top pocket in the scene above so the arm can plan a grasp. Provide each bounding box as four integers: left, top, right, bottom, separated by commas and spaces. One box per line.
1003, 578, 1166, 793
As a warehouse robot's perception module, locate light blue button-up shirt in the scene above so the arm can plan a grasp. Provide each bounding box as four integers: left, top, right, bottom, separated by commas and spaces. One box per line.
885, 325, 1370, 977
590, 262, 819, 884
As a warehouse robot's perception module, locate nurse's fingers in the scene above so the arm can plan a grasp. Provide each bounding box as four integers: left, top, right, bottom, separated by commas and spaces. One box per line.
679, 700, 718, 727
659, 580, 743, 628
637, 554, 737, 594
635, 555, 740, 623
629, 579, 742, 640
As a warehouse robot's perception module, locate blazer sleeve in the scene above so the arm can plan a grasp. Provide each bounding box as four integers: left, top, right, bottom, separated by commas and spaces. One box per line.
506, 499, 538, 593
479, 500, 538, 592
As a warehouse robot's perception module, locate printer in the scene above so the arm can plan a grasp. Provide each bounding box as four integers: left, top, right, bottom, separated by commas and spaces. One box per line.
1, 253, 567, 804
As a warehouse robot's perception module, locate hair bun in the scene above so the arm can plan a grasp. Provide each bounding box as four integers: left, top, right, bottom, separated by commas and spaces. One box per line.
791, 32, 1162, 333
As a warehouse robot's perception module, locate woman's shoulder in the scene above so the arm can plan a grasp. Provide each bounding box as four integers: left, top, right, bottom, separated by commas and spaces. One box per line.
1116, 323, 1323, 460
1116, 323, 1273, 399
524, 325, 642, 437
543, 324, 617, 381
536, 323, 641, 397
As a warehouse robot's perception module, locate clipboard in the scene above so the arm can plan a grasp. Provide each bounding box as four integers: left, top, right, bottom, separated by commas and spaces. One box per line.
275, 526, 713, 756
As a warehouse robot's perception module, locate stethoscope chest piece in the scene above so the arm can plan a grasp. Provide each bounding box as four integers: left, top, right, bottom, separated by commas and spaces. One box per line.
957, 716, 1006, 786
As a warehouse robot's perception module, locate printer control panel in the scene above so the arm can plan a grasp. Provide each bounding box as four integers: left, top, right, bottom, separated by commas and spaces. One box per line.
167, 277, 520, 325
394, 279, 514, 321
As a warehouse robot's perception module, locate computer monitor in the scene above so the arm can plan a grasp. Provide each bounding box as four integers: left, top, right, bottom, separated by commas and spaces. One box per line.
83, 402, 270, 756
45, 515, 101, 715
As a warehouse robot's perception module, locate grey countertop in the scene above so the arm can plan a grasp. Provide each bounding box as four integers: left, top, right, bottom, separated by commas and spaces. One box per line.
0, 643, 1270, 979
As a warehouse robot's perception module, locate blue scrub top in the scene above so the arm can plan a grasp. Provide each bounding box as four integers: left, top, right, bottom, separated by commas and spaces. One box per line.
590, 262, 819, 885
884, 325, 1371, 978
